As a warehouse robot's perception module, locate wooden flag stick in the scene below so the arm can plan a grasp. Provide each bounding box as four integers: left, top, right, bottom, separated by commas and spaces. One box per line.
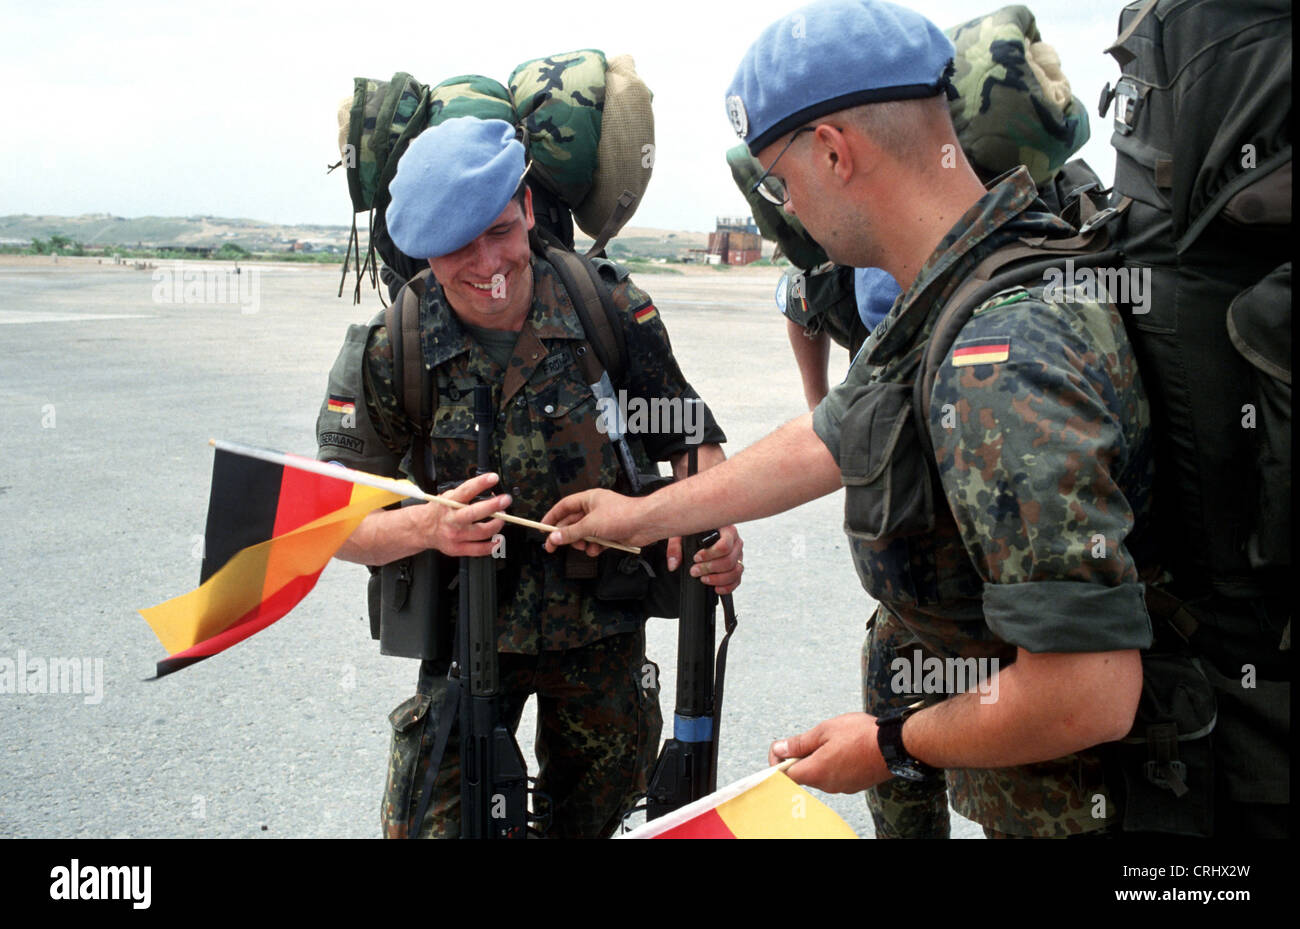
209, 439, 641, 555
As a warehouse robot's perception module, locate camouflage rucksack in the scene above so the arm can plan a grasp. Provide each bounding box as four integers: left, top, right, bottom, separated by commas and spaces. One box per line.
330, 73, 430, 302
331, 51, 655, 305
946, 4, 1091, 186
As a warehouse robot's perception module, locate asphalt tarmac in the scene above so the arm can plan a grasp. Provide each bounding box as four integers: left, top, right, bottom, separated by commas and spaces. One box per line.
0, 257, 981, 838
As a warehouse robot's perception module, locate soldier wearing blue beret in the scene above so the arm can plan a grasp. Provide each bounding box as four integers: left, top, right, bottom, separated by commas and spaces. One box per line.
544, 0, 1158, 839
317, 116, 744, 838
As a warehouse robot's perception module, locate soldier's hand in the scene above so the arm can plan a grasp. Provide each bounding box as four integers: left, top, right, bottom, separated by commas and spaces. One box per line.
541, 489, 655, 555
688, 525, 744, 594
408, 471, 509, 558
769, 713, 891, 794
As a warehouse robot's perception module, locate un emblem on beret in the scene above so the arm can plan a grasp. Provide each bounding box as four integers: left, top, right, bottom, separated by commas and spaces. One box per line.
726, 95, 748, 139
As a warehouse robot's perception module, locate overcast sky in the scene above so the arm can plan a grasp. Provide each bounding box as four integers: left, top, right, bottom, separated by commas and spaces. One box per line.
2, 0, 1125, 232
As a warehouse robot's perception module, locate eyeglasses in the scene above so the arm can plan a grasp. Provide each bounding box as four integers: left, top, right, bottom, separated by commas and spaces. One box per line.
750, 126, 815, 206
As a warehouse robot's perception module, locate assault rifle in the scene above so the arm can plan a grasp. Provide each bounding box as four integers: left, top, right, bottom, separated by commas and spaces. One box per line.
456, 384, 529, 838
645, 448, 738, 818
410, 384, 541, 839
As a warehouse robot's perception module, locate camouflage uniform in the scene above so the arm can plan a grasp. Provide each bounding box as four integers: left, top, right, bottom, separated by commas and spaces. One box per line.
813, 166, 1154, 837
382, 629, 661, 839
318, 255, 725, 838
861, 608, 952, 838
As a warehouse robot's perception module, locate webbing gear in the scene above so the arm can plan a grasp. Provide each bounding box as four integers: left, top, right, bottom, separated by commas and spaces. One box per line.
1143, 723, 1189, 797
531, 228, 628, 385
407, 655, 462, 838
912, 200, 1126, 465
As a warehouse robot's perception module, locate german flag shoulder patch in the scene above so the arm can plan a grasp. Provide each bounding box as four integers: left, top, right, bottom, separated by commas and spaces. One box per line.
327, 394, 356, 415
951, 337, 1011, 367
633, 304, 659, 324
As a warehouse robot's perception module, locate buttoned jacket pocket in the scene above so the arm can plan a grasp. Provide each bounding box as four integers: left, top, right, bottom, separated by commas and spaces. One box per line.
839, 382, 934, 541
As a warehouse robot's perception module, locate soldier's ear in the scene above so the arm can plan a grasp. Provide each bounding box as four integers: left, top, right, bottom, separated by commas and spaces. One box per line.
813, 124, 856, 183
521, 186, 535, 232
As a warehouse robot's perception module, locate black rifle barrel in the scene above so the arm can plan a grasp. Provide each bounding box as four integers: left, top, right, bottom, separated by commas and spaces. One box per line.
646, 448, 721, 816
458, 383, 527, 839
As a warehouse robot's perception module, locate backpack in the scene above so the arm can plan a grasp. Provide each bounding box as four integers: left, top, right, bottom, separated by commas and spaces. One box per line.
1095, 0, 1291, 835
1100, 0, 1292, 601
330, 52, 655, 305
330, 73, 430, 303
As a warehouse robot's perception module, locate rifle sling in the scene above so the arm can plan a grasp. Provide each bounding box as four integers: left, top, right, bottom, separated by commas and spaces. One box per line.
408, 654, 463, 839
709, 593, 738, 791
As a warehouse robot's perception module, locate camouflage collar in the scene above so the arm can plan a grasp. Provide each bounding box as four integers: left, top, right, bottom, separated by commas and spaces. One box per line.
527, 257, 589, 342
861, 166, 1050, 365
420, 256, 586, 370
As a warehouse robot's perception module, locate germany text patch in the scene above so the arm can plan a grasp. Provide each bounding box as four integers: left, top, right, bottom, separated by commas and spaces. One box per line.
327, 394, 356, 415
951, 338, 1011, 367
319, 432, 363, 454
634, 304, 659, 324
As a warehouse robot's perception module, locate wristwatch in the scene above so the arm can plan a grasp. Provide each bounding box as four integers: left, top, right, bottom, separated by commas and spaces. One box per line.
876, 703, 939, 782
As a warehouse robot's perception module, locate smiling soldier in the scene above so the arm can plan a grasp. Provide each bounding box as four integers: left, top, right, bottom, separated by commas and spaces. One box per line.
315, 116, 742, 838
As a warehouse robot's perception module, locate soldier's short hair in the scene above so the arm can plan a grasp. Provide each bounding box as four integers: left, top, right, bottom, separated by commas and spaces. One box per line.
838, 94, 952, 162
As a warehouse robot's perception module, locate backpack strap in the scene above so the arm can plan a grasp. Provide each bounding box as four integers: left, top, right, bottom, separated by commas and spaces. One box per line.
583, 190, 640, 259
385, 269, 436, 488
1104, 0, 1160, 68
530, 229, 629, 387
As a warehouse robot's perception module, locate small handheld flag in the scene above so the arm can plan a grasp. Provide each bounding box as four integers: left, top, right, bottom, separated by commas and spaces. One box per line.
619, 763, 858, 839
139, 442, 405, 678
139, 439, 642, 678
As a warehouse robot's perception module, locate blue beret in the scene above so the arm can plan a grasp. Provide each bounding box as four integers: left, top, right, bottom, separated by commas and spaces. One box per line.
386, 117, 525, 259
854, 266, 901, 332
725, 0, 957, 154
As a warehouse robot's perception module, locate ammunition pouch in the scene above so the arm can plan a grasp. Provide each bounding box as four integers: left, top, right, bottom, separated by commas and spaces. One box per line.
1109, 650, 1217, 836
1102, 585, 1217, 836
783, 264, 868, 356
839, 382, 935, 541
592, 473, 699, 619
368, 498, 455, 661
595, 540, 693, 619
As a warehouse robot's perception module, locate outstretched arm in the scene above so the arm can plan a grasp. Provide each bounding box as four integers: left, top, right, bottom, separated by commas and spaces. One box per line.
542, 413, 841, 552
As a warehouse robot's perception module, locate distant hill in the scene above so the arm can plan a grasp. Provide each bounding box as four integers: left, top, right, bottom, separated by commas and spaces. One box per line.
0, 214, 769, 260
0, 213, 356, 253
